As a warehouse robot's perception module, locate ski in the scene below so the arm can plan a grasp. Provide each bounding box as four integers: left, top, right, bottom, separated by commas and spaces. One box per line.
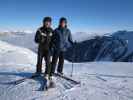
7, 73, 55, 91
7, 73, 41, 85
53, 73, 80, 85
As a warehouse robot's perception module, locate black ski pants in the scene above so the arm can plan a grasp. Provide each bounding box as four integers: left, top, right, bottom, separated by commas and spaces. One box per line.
51, 50, 64, 75
36, 48, 50, 74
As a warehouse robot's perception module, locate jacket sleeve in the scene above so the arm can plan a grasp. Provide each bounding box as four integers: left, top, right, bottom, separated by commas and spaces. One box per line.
34, 29, 41, 43
68, 29, 73, 45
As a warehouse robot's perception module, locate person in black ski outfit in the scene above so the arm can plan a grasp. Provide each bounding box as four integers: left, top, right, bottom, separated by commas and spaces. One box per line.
51, 17, 73, 75
35, 17, 53, 76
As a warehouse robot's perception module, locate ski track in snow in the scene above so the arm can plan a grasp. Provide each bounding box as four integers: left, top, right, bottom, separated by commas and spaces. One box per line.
0, 40, 133, 100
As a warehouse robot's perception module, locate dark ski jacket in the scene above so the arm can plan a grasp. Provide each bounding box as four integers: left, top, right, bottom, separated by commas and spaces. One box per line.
35, 27, 54, 51
52, 27, 73, 52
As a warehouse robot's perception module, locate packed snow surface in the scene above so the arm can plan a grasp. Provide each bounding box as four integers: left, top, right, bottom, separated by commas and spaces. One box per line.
0, 40, 133, 100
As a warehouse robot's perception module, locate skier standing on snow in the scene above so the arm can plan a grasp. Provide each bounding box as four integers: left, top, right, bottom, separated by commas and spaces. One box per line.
34, 17, 53, 78
50, 17, 73, 75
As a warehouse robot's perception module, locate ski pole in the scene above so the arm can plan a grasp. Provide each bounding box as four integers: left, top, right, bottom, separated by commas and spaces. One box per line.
71, 41, 76, 77
71, 57, 74, 77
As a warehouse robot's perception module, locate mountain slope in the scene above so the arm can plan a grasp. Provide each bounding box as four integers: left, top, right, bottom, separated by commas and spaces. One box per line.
0, 32, 37, 52
0, 40, 37, 66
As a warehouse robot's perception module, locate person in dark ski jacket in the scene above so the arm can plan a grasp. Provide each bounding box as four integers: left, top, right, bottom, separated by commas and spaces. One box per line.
35, 17, 53, 76
51, 17, 73, 75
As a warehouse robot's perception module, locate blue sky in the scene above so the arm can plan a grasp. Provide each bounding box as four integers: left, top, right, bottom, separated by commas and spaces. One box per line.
0, 0, 133, 33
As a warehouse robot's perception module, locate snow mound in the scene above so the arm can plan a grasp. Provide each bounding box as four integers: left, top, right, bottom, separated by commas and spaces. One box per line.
0, 40, 37, 66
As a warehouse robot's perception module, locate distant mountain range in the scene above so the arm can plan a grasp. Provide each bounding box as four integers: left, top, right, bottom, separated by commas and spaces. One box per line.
0, 30, 34, 35
0, 30, 133, 62
65, 30, 133, 62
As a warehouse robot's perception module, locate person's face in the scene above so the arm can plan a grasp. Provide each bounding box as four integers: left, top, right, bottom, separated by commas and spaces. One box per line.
60, 21, 66, 28
44, 21, 51, 28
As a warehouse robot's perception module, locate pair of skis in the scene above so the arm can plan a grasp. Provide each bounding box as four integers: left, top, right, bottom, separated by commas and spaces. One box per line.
7, 73, 49, 91
7, 73, 80, 91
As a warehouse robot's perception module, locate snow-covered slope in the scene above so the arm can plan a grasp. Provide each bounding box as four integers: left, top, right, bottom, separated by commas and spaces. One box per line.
0, 40, 37, 67
0, 32, 37, 52
0, 40, 133, 100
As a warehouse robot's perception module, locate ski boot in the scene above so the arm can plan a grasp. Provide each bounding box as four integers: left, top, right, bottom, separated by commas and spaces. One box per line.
45, 75, 55, 89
